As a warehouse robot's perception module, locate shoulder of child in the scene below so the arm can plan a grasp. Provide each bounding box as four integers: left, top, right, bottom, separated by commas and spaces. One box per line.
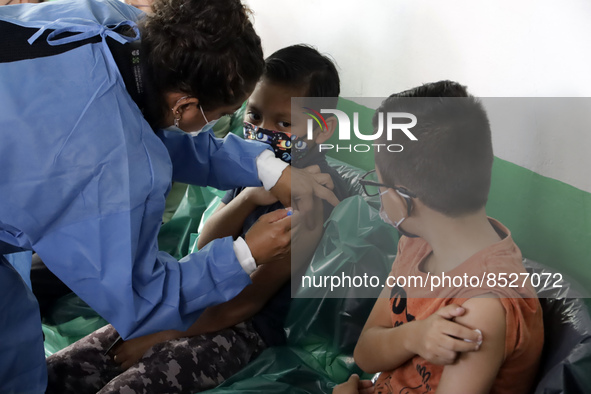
454, 296, 506, 351
436, 296, 507, 393
456, 294, 506, 337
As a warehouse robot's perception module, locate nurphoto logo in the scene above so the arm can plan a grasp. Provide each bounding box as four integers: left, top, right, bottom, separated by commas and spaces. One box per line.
303, 107, 418, 153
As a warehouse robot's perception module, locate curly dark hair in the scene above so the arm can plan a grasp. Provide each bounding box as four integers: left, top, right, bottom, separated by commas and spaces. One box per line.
140, 0, 264, 125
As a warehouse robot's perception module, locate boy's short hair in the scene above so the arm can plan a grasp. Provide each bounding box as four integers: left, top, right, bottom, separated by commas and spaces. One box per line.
374, 80, 493, 217
263, 44, 340, 109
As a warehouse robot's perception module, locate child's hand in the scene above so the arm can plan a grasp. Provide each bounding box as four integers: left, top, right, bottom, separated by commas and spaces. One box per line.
112, 331, 175, 370
244, 186, 279, 206
410, 304, 483, 365
333, 374, 375, 394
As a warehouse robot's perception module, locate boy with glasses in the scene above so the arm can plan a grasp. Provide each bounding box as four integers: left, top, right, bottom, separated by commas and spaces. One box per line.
346, 81, 543, 394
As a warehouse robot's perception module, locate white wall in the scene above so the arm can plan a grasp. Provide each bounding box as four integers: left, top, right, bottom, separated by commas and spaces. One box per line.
245, 0, 591, 193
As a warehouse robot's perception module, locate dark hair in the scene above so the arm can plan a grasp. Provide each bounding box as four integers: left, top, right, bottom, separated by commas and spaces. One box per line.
374, 80, 493, 216
263, 44, 340, 108
140, 0, 264, 125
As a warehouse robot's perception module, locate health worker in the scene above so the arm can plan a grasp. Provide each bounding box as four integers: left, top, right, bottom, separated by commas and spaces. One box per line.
0, 0, 338, 392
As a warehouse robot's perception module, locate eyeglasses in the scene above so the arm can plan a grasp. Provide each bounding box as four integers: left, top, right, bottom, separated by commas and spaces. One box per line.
359, 170, 416, 215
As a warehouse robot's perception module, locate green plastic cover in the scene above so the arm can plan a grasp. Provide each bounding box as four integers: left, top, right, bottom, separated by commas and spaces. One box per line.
42, 293, 107, 357
158, 185, 223, 259
205, 195, 398, 393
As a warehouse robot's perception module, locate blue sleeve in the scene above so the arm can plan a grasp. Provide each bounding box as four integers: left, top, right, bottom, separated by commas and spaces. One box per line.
23, 126, 254, 339
34, 228, 251, 339
0, 0, 144, 29
0, 39, 252, 339
156, 128, 271, 190
0, 123, 254, 339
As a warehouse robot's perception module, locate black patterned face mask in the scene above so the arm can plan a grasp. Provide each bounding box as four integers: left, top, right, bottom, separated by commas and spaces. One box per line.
243, 122, 308, 164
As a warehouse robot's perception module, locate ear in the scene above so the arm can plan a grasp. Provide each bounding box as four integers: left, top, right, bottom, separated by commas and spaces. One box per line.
314, 116, 337, 144
166, 93, 199, 116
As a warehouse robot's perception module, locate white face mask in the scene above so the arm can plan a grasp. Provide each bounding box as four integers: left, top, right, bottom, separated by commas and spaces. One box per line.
187, 118, 219, 136
379, 189, 418, 238
173, 102, 220, 136
188, 104, 218, 136
379, 190, 404, 227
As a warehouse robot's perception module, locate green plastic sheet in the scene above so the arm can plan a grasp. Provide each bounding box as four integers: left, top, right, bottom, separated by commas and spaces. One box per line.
205, 195, 398, 393
42, 294, 107, 357
158, 185, 224, 259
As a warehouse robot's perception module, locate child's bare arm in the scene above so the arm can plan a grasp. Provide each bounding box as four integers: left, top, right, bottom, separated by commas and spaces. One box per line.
354, 287, 416, 373
197, 187, 278, 249
183, 195, 323, 336
181, 199, 323, 336
355, 292, 482, 374
113, 199, 324, 370
173, 256, 292, 337
436, 296, 506, 394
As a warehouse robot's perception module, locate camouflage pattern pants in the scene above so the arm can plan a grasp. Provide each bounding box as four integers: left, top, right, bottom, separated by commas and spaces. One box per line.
46, 321, 266, 394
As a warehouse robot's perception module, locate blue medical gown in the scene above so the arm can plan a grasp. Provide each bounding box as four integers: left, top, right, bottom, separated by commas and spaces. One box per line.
0, 0, 268, 392
4, 250, 33, 289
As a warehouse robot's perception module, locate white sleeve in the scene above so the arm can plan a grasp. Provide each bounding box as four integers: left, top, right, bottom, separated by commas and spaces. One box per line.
233, 236, 257, 274
256, 150, 289, 190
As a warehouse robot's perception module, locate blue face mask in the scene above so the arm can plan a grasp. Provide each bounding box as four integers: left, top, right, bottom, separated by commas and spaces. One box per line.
243, 122, 308, 164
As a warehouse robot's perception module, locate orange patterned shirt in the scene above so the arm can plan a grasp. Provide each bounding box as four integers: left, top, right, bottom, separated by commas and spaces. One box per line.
374, 219, 543, 394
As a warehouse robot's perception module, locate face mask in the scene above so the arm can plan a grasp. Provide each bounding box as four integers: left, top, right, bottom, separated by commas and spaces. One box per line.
243, 122, 308, 164
379, 189, 419, 238
188, 118, 219, 136
188, 105, 220, 136
171, 100, 219, 136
